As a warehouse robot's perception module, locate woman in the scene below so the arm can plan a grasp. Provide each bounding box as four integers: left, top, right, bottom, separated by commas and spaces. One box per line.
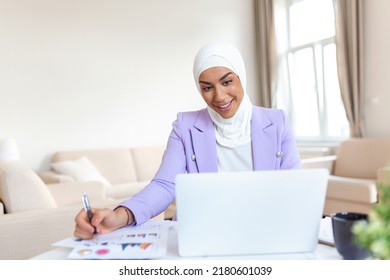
74, 42, 301, 239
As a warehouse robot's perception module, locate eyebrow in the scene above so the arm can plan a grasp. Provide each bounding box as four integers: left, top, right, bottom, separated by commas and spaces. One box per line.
199, 72, 234, 85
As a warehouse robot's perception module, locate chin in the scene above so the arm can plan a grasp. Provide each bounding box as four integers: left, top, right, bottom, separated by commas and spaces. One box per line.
213, 106, 237, 119
219, 111, 236, 119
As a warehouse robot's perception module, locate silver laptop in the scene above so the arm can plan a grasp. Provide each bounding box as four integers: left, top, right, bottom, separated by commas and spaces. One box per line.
175, 168, 328, 258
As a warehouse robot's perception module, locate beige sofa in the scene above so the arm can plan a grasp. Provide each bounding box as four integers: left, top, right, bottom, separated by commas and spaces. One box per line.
302, 138, 390, 215
0, 146, 167, 259
39, 145, 176, 218
39, 146, 166, 200
0, 162, 122, 259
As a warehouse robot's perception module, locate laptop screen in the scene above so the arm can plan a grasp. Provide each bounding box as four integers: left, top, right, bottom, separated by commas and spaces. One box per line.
175, 169, 328, 257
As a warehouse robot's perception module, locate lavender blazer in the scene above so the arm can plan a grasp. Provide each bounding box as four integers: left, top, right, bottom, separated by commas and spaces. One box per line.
120, 106, 301, 224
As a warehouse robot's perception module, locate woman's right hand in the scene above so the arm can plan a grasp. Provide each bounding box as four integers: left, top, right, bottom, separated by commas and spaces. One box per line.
74, 206, 133, 239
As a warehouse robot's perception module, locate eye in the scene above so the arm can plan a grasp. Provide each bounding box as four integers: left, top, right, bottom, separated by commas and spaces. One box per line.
201, 86, 213, 92
222, 80, 233, 86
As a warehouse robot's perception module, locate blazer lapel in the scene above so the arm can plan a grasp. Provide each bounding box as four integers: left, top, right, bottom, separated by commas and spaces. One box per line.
251, 108, 278, 170
188, 107, 278, 172
190, 110, 218, 173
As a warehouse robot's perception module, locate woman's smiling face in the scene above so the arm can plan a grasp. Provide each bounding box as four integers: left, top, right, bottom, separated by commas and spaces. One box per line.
198, 66, 244, 119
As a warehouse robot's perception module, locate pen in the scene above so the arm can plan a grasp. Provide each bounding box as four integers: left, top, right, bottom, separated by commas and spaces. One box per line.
82, 192, 97, 234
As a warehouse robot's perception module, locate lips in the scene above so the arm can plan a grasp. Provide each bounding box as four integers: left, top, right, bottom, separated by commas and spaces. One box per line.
215, 99, 233, 110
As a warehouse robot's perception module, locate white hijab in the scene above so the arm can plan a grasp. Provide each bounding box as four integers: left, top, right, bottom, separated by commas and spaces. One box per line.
193, 42, 253, 148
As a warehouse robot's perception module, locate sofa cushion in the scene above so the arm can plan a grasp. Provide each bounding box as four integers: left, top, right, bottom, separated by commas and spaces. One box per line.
333, 138, 390, 179
52, 148, 137, 184
38, 170, 76, 184
327, 175, 378, 204
0, 161, 57, 213
51, 157, 110, 186
105, 181, 149, 200
47, 181, 107, 207
130, 146, 164, 181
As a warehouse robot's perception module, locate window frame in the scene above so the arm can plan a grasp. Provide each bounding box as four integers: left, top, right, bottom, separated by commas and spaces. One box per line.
279, 0, 349, 146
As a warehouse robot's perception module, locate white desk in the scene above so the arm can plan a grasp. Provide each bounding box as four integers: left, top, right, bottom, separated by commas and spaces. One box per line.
32, 224, 341, 260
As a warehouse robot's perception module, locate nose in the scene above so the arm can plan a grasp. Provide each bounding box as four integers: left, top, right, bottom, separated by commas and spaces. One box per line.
214, 85, 226, 102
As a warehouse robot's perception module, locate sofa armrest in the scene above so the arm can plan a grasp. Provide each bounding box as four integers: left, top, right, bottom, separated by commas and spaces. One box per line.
38, 170, 75, 184
0, 205, 79, 259
47, 181, 106, 207
0, 198, 122, 260
301, 155, 336, 172
0, 201, 4, 215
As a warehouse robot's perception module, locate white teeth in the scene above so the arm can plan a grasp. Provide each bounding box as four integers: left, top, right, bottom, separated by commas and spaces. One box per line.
218, 101, 231, 109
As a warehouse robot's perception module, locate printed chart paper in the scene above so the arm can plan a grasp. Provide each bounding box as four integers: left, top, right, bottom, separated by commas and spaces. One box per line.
53, 220, 172, 259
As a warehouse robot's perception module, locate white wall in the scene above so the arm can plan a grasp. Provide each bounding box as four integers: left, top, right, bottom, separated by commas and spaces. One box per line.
364, 0, 390, 137
0, 0, 258, 171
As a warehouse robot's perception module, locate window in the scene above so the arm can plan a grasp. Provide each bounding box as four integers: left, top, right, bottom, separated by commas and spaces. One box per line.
275, 0, 349, 142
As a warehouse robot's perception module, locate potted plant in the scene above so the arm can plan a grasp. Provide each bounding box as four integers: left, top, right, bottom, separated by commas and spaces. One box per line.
353, 167, 390, 259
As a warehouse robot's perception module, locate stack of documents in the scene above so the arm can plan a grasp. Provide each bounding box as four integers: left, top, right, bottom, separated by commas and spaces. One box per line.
53, 221, 173, 259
